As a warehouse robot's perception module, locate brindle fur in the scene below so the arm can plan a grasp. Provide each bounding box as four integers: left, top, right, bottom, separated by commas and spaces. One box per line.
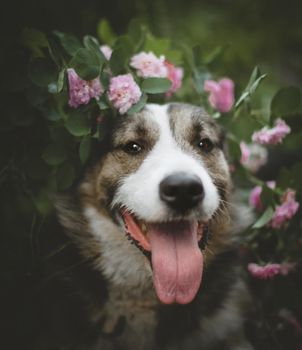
28, 103, 253, 350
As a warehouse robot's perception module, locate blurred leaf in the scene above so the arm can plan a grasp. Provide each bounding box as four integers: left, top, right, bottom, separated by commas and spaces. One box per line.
235, 66, 267, 109
79, 136, 91, 164
70, 48, 103, 80
32, 189, 53, 214
141, 78, 171, 94
252, 206, 274, 229
53, 31, 82, 56
144, 34, 170, 56
97, 19, 116, 45
57, 162, 75, 190
226, 136, 241, 162
57, 68, 65, 92
271, 86, 301, 118
128, 19, 147, 51
203, 45, 225, 65
83, 35, 106, 62
96, 96, 110, 110
192, 45, 203, 66
29, 57, 58, 87
110, 36, 133, 75
100, 71, 110, 89
193, 67, 211, 94
21, 28, 48, 57
127, 93, 148, 114
42, 143, 68, 165
65, 111, 90, 136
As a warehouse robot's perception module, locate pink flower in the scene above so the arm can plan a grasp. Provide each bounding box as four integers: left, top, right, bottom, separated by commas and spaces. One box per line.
107, 74, 142, 114
67, 68, 103, 108
271, 190, 299, 228
164, 61, 183, 97
100, 45, 112, 60
248, 263, 280, 279
204, 78, 234, 113
248, 261, 296, 279
252, 119, 291, 145
279, 262, 296, 276
249, 181, 276, 211
240, 142, 268, 173
130, 52, 168, 78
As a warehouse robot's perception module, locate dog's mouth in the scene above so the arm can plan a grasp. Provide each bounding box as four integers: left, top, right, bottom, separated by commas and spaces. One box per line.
121, 209, 209, 305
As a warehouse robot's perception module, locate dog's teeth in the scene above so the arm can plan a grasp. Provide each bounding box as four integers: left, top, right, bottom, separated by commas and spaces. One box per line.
141, 223, 147, 233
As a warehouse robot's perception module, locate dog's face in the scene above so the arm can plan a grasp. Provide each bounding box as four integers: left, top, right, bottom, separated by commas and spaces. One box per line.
79, 103, 232, 305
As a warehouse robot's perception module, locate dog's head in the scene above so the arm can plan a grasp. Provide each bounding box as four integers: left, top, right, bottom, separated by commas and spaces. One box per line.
73, 103, 232, 304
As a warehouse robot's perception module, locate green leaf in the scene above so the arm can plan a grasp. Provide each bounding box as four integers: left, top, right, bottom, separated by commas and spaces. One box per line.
32, 189, 53, 214
65, 111, 90, 136
83, 35, 106, 62
144, 34, 170, 56
57, 162, 75, 190
127, 93, 148, 114
42, 143, 68, 165
21, 28, 49, 57
97, 19, 116, 45
57, 68, 65, 92
128, 19, 147, 51
29, 57, 58, 87
96, 95, 110, 110
252, 206, 274, 229
271, 86, 301, 117
53, 31, 82, 56
110, 36, 133, 75
141, 78, 172, 94
70, 48, 103, 80
79, 136, 91, 164
235, 66, 267, 109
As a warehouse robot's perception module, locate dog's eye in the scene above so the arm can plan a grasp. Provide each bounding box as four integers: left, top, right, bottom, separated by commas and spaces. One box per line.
123, 142, 143, 154
198, 138, 213, 152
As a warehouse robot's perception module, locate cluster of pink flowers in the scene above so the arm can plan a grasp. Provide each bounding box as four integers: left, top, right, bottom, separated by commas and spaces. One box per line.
252, 118, 291, 145
130, 51, 168, 78
107, 74, 142, 114
240, 142, 268, 173
130, 52, 183, 96
271, 190, 299, 228
249, 185, 299, 227
204, 78, 234, 113
67, 68, 104, 108
249, 181, 276, 211
67, 49, 184, 114
248, 262, 296, 279
164, 60, 183, 97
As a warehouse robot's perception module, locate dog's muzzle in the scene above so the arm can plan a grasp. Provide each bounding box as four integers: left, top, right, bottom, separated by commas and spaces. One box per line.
159, 172, 204, 212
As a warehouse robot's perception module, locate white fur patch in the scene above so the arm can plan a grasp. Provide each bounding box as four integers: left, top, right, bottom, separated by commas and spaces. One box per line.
113, 103, 219, 222
84, 206, 153, 293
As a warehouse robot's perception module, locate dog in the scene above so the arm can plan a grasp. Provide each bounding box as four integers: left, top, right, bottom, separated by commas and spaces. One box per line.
32, 103, 253, 350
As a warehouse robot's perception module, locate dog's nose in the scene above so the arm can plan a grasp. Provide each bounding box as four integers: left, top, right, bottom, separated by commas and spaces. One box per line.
159, 172, 204, 211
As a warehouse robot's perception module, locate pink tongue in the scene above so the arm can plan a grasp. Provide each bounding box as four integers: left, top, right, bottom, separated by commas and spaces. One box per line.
148, 222, 203, 304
